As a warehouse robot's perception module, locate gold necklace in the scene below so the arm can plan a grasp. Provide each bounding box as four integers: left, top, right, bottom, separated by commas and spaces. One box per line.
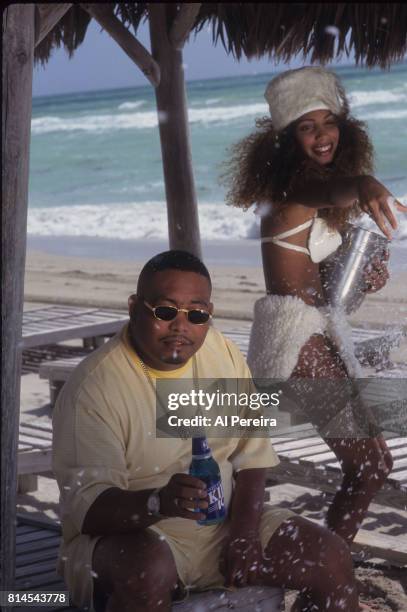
138, 354, 199, 440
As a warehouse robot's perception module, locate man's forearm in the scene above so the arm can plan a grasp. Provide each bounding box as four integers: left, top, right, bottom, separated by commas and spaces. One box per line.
229, 468, 267, 535
82, 487, 161, 536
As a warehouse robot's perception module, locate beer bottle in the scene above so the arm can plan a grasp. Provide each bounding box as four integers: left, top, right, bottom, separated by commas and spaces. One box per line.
189, 436, 226, 525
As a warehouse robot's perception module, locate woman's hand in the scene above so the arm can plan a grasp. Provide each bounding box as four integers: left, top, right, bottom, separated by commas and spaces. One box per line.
363, 253, 389, 294
358, 176, 407, 239
219, 531, 263, 587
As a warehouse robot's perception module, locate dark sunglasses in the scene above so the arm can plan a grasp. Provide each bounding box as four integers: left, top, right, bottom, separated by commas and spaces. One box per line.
143, 300, 212, 325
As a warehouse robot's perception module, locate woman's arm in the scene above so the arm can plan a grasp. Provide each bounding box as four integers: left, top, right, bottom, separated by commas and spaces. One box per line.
290, 175, 407, 239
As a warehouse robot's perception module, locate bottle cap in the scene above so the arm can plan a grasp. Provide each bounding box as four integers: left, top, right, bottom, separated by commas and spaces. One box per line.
192, 436, 211, 459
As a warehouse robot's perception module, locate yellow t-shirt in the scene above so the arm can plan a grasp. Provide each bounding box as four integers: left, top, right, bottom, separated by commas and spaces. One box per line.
52, 324, 279, 607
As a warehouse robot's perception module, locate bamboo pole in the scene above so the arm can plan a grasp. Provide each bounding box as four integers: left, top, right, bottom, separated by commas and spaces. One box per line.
35, 3, 72, 46
81, 3, 160, 87
1, 6, 35, 602
149, 4, 202, 257
169, 3, 202, 50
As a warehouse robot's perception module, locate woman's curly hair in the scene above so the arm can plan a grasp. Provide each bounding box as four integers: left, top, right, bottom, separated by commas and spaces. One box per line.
222, 114, 375, 230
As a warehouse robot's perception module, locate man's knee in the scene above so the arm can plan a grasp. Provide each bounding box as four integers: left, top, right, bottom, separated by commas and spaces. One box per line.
93, 531, 178, 603
130, 541, 178, 596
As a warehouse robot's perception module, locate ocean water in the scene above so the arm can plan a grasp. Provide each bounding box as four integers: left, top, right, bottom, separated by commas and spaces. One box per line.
29, 63, 407, 251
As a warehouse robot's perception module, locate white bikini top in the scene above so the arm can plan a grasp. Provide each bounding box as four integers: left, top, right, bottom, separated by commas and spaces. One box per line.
261, 215, 342, 263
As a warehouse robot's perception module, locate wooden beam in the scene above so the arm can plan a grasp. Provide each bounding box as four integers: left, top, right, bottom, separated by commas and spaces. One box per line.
81, 3, 160, 87
34, 4, 72, 47
149, 3, 202, 257
169, 3, 202, 50
2, 5, 35, 603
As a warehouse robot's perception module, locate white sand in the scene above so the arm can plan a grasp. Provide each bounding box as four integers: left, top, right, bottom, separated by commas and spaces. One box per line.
24, 248, 407, 328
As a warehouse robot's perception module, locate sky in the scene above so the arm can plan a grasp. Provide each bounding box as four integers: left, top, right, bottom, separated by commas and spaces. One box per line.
33, 18, 353, 97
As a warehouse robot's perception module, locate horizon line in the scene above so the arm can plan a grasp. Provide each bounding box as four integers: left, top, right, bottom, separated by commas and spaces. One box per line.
32, 59, 396, 100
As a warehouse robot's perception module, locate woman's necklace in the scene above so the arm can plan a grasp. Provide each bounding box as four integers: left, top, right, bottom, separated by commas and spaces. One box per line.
138, 354, 199, 440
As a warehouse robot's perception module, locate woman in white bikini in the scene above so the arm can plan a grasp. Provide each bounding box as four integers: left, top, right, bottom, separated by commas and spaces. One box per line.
224, 67, 407, 547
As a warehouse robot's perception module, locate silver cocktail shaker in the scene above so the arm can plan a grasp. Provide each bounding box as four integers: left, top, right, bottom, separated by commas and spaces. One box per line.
320, 224, 389, 314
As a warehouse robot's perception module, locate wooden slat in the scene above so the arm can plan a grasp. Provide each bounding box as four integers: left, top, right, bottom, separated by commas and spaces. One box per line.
391, 469, 407, 483
22, 306, 128, 348
268, 437, 322, 452
39, 356, 84, 381
15, 571, 67, 589
16, 526, 41, 536
19, 425, 53, 440
300, 451, 336, 465
18, 449, 52, 475
15, 535, 61, 554
16, 530, 58, 545
16, 559, 61, 579
23, 420, 53, 432
19, 435, 51, 448
18, 443, 33, 451
17, 545, 60, 567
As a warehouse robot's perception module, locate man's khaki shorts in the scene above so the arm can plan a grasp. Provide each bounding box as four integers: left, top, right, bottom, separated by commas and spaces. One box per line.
149, 504, 294, 591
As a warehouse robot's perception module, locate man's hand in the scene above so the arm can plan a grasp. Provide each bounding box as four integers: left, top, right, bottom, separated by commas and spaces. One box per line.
159, 474, 208, 520
358, 176, 407, 239
363, 253, 389, 294
219, 531, 263, 588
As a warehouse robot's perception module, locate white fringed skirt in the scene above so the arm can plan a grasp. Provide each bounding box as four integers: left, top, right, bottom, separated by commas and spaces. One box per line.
247, 294, 362, 380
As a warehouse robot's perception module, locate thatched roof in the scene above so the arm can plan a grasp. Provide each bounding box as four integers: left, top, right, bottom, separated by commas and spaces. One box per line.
35, 3, 407, 68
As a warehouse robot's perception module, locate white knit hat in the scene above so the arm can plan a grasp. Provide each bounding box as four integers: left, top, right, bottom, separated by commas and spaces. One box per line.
264, 66, 348, 132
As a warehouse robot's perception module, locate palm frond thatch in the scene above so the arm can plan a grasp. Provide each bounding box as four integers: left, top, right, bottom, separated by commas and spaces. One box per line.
34, 3, 407, 68
35, 5, 92, 65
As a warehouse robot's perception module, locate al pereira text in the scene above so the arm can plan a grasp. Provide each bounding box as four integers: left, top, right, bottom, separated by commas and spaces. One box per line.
168, 415, 277, 428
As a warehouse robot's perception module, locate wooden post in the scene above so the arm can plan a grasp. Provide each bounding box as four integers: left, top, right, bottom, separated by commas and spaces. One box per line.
149, 4, 202, 258
1, 5, 35, 601
81, 4, 160, 87
169, 3, 202, 50
35, 4, 72, 46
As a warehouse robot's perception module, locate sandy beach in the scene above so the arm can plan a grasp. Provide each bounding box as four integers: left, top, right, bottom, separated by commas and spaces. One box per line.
24, 241, 407, 328
19, 244, 407, 610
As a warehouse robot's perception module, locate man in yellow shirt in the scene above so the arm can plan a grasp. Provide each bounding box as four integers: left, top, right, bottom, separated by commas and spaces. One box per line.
53, 250, 359, 612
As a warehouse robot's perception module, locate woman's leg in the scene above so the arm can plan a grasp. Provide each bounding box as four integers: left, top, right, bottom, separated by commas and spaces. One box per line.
323, 435, 392, 544
291, 334, 392, 545
260, 515, 359, 612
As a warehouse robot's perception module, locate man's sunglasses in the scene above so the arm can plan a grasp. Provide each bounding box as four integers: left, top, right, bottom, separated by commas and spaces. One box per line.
143, 300, 212, 325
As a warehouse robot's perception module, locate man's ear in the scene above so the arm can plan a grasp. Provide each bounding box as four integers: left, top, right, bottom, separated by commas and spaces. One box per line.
128, 294, 138, 316
208, 302, 214, 316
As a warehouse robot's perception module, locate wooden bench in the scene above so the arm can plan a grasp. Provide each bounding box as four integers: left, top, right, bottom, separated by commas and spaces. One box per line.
13, 515, 284, 612
13, 492, 407, 612
34, 325, 406, 508
17, 421, 53, 493
268, 423, 407, 511
23, 305, 128, 349
39, 324, 405, 407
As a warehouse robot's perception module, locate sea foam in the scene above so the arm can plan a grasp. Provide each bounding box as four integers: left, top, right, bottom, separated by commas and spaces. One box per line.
28, 197, 407, 243
349, 88, 407, 108
118, 100, 146, 110
31, 103, 268, 135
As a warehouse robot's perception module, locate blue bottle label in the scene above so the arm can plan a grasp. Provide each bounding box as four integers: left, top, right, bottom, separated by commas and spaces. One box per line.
204, 479, 226, 522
